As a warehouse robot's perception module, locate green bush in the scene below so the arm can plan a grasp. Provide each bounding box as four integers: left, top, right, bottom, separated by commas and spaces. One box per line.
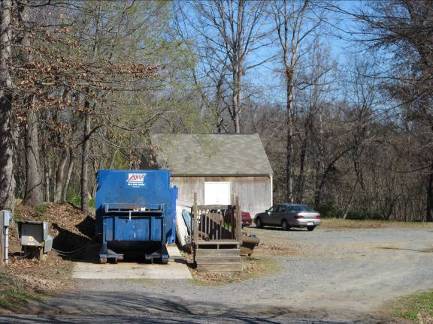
34, 203, 48, 217
67, 194, 95, 208
316, 202, 342, 218
345, 210, 383, 220
316, 201, 385, 220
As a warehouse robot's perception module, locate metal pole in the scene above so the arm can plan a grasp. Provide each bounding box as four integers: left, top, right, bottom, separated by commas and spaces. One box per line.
4, 226, 8, 265
0, 210, 10, 265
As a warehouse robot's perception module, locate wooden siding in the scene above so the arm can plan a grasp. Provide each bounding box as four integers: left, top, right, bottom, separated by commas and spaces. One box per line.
172, 176, 271, 217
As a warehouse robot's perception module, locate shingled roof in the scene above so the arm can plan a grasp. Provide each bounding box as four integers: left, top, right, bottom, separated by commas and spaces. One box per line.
151, 133, 273, 176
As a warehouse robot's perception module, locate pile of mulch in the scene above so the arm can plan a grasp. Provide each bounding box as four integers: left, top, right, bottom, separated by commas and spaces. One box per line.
14, 203, 90, 238
2, 203, 90, 295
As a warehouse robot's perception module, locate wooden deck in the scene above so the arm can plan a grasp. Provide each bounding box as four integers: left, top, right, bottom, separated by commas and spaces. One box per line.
192, 194, 242, 272
195, 246, 242, 272
195, 240, 240, 250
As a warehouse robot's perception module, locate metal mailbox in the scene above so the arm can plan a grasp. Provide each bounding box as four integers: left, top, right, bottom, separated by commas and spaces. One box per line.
16, 220, 53, 259
95, 169, 177, 264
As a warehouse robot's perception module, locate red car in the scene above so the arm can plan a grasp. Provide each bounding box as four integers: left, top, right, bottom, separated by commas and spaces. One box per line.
242, 211, 252, 227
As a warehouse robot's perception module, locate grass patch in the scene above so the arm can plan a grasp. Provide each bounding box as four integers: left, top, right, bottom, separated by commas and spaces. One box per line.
0, 271, 43, 312
321, 218, 433, 229
34, 203, 49, 218
392, 290, 433, 322
191, 256, 280, 286
67, 194, 95, 209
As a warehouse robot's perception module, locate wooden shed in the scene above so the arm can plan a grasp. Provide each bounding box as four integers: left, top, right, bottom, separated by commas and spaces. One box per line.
151, 133, 273, 217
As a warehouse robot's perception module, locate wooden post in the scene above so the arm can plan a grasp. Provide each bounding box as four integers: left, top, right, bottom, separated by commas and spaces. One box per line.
235, 196, 241, 243
193, 192, 198, 245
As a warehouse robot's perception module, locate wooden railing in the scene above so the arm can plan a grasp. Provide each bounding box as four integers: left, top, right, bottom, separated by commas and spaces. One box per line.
192, 193, 241, 244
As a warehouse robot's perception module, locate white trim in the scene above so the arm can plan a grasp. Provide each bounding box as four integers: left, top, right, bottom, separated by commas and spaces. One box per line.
270, 175, 273, 207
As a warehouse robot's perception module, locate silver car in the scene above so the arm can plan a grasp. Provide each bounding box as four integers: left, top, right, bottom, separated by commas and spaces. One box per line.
254, 204, 320, 231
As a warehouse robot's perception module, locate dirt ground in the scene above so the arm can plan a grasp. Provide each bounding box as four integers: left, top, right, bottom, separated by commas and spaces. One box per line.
3, 219, 433, 322
0, 203, 92, 313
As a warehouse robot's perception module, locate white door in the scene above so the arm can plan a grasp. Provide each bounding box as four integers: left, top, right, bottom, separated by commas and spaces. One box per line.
204, 182, 231, 205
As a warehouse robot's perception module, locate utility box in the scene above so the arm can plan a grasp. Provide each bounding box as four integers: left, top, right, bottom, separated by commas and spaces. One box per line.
17, 220, 53, 259
0, 210, 11, 264
95, 169, 177, 264
0, 210, 11, 227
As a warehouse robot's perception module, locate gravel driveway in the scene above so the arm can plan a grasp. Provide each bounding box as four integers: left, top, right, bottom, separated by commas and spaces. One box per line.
4, 226, 433, 323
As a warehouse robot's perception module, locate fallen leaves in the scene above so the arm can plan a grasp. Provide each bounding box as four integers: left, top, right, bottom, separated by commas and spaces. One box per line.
4, 203, 89, 294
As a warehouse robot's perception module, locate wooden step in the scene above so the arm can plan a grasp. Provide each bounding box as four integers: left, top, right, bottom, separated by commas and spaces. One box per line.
196, 263, 242, 272
195, 256, 241, 264
195, 248, 240, 257
196, 241, 240, 249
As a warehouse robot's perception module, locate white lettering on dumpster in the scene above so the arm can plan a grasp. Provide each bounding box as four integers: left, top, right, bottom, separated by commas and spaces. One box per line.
127, 173, 145, 187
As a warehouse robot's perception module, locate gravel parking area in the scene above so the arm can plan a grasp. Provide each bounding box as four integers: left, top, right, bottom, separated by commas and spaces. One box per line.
6, 225, 433, 323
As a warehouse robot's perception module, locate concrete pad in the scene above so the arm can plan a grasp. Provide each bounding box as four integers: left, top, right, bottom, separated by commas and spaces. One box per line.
167, 244, 183, 259
72, 245, 192, 280
72, 261, 192, 280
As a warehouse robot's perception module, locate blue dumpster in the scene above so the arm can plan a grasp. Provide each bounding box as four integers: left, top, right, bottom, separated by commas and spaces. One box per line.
95, 169, 177, 264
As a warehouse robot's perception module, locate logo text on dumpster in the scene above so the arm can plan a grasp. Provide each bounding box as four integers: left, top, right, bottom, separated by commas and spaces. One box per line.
127, 173, 145, 187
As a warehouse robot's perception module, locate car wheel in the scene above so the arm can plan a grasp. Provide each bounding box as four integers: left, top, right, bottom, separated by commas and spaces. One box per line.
307, 226, 315, 231
281, 220, 289, 231
255, 217, 263, 228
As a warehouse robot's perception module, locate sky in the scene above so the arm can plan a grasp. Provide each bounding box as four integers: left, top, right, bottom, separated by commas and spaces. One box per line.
243, 0, 365, 106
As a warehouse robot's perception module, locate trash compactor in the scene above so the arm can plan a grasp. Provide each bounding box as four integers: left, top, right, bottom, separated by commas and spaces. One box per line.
95, 169, 177, 264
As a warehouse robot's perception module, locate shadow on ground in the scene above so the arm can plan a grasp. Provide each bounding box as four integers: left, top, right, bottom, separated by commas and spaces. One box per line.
255, 226, 308, 232
10, 291, 382, 323
52, 216, 99, 263
52, 216, 178, 265
377, 246, 433, 253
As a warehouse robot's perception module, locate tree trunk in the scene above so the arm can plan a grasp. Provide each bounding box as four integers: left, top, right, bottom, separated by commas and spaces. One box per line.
0, 0, 15, 211
215, 77, 224, 133
54, 150, 68, 203
285, 71, 294, 203
232, 1, 244, 134
296, 132, 307, 203
43, 152, 51, 202
23, 105, 43, 206
234, 68, 241, 134
62, 149, 74, 203
232, 64, 242, 134
426, 162, 433, 222
19, 0, 43, 207
80, 110, 90, 212
314, 162, 322, 208
343, 179, 358, 219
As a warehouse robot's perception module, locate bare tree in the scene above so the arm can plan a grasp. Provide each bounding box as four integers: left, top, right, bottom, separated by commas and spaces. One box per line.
188, 0, 268, 133
20, 1, 43, 206
354, 0, 433, 220
0, 0, 16, 211
271, 0, 321, 202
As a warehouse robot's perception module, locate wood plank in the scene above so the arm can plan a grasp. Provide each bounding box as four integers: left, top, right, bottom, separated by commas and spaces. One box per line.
193, 193, 198, 244
197, 239, 239, 244
195, 248, 240, 257
235, 196, 241, 243
196, 244, 240, 250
